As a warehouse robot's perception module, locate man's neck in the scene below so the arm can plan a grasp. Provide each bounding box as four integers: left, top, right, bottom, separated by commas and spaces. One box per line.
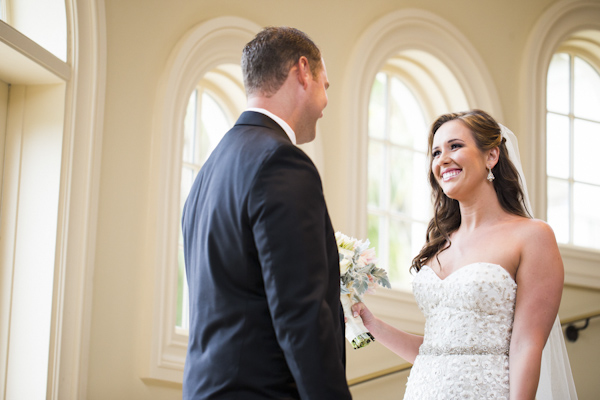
248, 96, 292, 121
246, 107, 297, 145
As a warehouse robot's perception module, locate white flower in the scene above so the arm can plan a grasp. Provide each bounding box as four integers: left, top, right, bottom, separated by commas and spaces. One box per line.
339, 258, 351, 275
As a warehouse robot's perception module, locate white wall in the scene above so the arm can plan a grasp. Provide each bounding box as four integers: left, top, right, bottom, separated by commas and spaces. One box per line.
85, 0, 600, 398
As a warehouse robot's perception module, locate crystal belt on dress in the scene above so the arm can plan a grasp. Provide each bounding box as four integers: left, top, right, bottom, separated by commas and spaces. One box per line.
419, 344, 510, 356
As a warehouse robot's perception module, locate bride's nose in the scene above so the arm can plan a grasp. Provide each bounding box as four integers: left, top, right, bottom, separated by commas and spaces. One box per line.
438, 150, 451, 165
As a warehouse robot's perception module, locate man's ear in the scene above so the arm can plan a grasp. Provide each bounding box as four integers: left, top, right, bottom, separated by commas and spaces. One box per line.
296, 56, 310, 89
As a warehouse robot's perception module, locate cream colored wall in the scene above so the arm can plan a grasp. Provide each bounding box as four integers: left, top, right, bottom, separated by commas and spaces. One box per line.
88, 0, 599, 398
561, 286, 600, 399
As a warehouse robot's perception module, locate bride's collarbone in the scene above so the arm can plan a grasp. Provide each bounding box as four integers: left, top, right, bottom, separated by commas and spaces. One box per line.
432, 241, 520, 278
428, 258, 518, 281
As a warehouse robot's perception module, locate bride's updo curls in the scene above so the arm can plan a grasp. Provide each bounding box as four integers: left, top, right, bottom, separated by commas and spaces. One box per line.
411, 109, 530, 273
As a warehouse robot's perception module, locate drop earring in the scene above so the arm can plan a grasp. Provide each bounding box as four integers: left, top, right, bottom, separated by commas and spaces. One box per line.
487, 167, 495, 182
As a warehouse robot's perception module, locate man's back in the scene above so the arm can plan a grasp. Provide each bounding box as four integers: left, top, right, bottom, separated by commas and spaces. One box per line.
182, 112, 350, 399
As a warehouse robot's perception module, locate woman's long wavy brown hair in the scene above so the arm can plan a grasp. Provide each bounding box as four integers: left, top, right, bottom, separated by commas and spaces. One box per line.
411, 109, 531, 273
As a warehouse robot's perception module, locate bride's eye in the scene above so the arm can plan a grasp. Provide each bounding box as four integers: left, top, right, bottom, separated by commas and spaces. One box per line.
432, 150, 441, 158
450, 143, 463, 150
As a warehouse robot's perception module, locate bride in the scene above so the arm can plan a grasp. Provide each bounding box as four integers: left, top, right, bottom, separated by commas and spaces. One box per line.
352, 110, 577, 399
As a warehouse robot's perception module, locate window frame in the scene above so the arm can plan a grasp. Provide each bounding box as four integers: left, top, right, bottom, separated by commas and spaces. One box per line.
522, 0, 600, 289
366, 68, 432, 289
176, 81, 243, 333
0, 0, 106, 397
339, 9, 501, 300
338, 8, 502, 241
146, 16, 260, 384
0, 0, 8, 22
546, 51, 600, 250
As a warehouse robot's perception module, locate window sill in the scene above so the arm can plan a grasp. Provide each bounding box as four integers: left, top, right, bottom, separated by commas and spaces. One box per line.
560, 244, 600, 289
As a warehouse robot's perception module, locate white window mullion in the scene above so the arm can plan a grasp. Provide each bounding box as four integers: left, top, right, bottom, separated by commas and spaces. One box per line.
194, 88, 202, 169
568, 54, 575, 244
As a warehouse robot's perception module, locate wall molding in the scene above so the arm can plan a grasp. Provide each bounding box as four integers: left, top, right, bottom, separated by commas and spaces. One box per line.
47, 0, 106, 398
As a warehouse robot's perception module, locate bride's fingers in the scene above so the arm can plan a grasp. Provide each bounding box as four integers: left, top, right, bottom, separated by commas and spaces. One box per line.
351, 302, 365, 317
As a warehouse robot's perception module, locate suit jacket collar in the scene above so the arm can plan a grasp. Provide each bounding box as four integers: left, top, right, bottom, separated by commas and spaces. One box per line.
235, 111, 293, 143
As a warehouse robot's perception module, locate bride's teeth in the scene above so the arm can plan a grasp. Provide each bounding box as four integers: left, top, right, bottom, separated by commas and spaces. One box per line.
442, 170, 460, 180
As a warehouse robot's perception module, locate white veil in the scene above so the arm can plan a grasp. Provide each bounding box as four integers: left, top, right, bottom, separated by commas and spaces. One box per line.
500, 125, 578, 399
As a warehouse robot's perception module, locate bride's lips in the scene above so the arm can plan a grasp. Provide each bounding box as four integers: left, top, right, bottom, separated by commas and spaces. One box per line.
441, 169, 462, 182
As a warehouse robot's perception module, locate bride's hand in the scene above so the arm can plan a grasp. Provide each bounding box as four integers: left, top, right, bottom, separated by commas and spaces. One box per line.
350, 302, 376, 327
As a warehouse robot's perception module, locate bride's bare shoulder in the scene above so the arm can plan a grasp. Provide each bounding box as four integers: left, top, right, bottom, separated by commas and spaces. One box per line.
511, 217, 559, 248
515, 217, 554, 232
499, 216, 555, 243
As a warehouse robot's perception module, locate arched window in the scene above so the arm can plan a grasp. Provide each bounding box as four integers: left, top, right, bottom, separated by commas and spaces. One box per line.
176, 65, 244, 332
363, 47, 479, 290
149, 17, 329, 382
521, 1, 600, 287
148, 17, 260, 383
340, 10, 501, 296
546, 39, 600, 251
367, 70, 429, 288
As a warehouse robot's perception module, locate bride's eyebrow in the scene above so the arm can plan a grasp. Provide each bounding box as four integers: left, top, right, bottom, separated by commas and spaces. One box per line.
448, 138, 465, 144
432, 138, 465, 150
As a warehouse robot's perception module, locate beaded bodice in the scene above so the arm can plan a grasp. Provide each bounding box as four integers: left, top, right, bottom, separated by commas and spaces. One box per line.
404, 262, 517, 399
414, 263, 517, 356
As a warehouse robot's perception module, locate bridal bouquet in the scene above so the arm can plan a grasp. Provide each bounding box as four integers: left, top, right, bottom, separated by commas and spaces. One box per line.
336, 232, 391, 349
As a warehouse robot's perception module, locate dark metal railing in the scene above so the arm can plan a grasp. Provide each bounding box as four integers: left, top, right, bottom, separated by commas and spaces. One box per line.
561, 311, 600, 342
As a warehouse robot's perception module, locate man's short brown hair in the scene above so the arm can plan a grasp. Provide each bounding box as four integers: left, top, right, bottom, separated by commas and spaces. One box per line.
242, 27, 322, 96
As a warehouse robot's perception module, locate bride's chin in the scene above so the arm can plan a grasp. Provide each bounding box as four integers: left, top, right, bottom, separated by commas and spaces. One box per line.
441, 189, 459, 200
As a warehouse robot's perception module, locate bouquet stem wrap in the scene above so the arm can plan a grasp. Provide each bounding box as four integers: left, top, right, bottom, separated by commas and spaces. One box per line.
336, 232, 390, 350
340, 294, 374, 349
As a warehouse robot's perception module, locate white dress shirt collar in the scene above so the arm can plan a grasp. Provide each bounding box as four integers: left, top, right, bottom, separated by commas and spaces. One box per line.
246, 107, 297, 145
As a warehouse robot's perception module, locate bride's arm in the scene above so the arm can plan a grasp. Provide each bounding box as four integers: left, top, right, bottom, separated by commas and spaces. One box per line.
351, 302, 423, 363
509, 219, 564, 400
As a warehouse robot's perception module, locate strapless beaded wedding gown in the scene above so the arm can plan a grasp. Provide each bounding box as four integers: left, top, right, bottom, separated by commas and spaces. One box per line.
404, 262, 517, 400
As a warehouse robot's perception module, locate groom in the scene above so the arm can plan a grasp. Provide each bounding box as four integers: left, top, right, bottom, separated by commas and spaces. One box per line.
181, 27, 352, 399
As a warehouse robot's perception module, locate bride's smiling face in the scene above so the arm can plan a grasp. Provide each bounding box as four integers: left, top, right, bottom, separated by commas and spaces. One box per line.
431, 120, 489, 199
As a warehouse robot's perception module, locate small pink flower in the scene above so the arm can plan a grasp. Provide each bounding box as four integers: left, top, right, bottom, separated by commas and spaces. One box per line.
359, 248, 376, 265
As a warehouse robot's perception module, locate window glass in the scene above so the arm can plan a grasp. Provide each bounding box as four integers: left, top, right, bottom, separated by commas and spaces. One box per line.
367, 141, 384, 208
182, 91, 197, 165
574, 57, 600, 121
3, 0, 67, 61
389, 219, 412, 284
573, 119, 600, 185
546, 53, 600, 250
573, 182, 600, 248
198, 92, 231, 163
547, 177, 570, 244
389, 77, 428, 151
547, 53, 570, 114
368, 73, 387, 141
368, 72, 429, 289
546, 113, 570, 180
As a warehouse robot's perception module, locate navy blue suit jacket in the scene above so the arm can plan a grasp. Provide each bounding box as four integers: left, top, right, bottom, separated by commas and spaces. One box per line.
182, 111, 351, 399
